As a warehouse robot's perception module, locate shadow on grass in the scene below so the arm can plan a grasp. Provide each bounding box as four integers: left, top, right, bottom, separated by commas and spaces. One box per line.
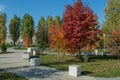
41, 59, 81, 71
89, 55, 119, 60
81, 71, 93, 75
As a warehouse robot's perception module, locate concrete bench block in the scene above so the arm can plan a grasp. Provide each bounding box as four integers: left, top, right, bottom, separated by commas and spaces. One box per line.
27, 48, 33, 53
30, 58, 40, 66
69, 65, 81, 77
22, 53, 30, 59
33, 50, 36, 55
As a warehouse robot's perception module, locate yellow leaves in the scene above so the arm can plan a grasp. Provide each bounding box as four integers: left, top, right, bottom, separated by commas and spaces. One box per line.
0, 40, 5, 44
48, 25, 66, 50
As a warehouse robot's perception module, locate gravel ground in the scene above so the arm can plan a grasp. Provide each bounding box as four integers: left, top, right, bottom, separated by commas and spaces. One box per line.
0, 48, 120, 80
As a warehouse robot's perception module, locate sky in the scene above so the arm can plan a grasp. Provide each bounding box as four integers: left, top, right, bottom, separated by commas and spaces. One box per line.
0, 0, 106, 29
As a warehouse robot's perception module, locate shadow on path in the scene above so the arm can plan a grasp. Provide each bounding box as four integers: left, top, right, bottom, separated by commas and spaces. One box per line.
5, 66, 61, 79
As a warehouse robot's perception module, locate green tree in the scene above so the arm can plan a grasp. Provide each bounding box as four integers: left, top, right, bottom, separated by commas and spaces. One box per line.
38, 16, 45, 28
46, 16, 53, 29
36, 16, 48, 53
102, 0, 120, 35
0, 12, 7, 44
9, 14, 21, 46
21, 14, 34, 47
53, 16, 61, 26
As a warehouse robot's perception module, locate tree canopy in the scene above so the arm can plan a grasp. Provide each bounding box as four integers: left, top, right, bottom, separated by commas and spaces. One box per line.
102, 0, 120, 34
0, 12, 7, 44
21, 14, 34, 47
36, 16, 48, 52
9, 14, 21, 46
62, 0, 99, 56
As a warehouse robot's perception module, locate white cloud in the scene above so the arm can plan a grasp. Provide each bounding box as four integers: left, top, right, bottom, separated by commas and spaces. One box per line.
0, 5, 5, 11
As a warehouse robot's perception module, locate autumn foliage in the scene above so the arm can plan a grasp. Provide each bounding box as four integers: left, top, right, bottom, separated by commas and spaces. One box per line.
109, 28, 120, 55
48, 25, 66, 53
62, 0, 100, 54
24, 36, 32, 48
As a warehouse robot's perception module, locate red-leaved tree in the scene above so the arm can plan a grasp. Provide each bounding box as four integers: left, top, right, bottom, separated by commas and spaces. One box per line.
62, 0, 100, 57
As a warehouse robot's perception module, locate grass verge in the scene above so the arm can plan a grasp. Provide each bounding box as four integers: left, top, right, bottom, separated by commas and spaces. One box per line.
41, 54, 120, 78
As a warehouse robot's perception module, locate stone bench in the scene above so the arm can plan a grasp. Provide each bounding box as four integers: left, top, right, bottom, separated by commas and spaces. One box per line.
69, 65, 81, 77
30, 58, 40, 66
22, 52, 31, 59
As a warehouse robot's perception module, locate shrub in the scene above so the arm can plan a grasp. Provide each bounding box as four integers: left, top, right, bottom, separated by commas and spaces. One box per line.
6, 43, 13, 47
0, 43, 7, 53
83, 55, 89, 62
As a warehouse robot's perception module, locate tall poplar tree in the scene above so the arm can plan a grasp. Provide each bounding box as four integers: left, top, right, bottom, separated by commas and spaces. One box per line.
53, 16, 61, 26
21, 14, 34, 47
46, 16, 53, 29
36, 16, 48, 52
0, 12, 7, 44
9, 14, 21, 46
102, 0, 120, 34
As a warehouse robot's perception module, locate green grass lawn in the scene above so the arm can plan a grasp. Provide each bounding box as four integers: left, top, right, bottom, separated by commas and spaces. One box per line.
0, 69, 27, 80
40, 54, 120, 78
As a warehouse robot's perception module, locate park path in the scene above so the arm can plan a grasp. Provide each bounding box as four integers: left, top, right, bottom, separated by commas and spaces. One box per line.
0, 48, 120, 80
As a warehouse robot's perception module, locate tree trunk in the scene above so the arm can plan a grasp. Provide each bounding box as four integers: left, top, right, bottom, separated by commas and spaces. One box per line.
77, 46, 81, 59
14, 41, 15, 46
57, 48, 60, 59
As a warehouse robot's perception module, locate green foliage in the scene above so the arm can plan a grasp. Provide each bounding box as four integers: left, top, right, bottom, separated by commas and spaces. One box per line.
21, 14, 34, 42
9, 14, 21, 46
38, 16, 45, 28
83, 55, 89, 63
0, 43, 7, 53
53, 16, 61, 26
46, 16, 53, 28
0, 12, 7, 43
102, 0, 120, 34
6, 43, 13, 47
36, 17, 48, 53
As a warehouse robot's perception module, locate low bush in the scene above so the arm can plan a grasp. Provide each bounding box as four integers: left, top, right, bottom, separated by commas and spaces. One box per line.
0, 43, 7, 53
83, 55, 89, 62
6, 43, 13, 47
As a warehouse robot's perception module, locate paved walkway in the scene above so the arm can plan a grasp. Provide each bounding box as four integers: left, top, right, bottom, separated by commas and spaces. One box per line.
0, 48, 120, 80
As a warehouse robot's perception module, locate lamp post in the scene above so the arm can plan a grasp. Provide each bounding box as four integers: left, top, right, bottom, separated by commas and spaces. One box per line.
103, 34, 106, 53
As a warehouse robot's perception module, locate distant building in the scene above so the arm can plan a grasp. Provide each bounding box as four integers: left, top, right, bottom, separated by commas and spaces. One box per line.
5, 32, 13, 44
5, 32, 36, 45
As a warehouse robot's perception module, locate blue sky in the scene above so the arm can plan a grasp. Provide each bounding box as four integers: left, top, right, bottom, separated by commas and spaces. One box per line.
0, 0, 106, 29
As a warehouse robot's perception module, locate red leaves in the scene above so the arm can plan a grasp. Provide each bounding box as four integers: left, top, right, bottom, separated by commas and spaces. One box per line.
62, 0, 99, 53
110, 28, 120, 44
24, 36, 32, 48
109, 28, 120, 55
